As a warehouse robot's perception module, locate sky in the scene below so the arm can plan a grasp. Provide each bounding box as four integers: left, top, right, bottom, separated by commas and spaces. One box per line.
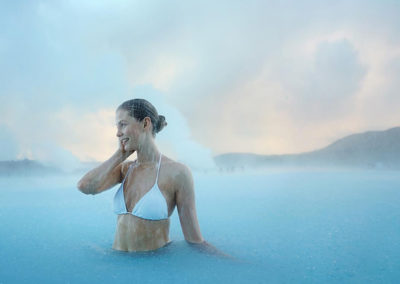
1, 0, 399, 170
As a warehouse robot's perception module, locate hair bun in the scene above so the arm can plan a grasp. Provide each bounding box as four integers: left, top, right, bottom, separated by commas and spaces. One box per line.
156, 115, 167, 133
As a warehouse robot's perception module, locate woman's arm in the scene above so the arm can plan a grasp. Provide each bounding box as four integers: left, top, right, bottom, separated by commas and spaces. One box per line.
77, 146, 134, 195
176, 165, 232, 258
176, 165, 204, 243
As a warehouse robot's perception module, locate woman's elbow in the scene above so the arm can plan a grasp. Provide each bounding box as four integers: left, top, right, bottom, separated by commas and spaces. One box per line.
76, 180, 95, 195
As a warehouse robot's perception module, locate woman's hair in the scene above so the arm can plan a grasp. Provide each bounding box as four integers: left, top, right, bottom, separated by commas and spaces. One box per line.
117, 99, 167, 136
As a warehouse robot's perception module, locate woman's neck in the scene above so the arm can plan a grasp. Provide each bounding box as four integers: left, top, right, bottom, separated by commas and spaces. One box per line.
136, 137, 160, 165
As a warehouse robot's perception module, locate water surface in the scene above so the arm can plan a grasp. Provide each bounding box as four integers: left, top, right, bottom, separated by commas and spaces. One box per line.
0, 169, 399, 283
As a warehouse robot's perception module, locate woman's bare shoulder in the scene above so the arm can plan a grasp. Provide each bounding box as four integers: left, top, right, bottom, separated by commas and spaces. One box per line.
162, 155, 190, 171
161, 155, 192, 184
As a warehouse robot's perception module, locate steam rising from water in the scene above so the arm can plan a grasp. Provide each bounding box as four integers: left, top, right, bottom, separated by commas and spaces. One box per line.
0, 86, 216, 173
131, 87, 216, 171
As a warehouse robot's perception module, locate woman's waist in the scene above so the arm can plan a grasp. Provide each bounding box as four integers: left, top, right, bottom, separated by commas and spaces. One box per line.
116, 214, 170, 236
114, 214, 170, 251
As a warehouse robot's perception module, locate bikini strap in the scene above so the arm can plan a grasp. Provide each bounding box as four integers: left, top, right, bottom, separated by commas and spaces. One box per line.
122, 161, 136, 182
155, 153, 162, 181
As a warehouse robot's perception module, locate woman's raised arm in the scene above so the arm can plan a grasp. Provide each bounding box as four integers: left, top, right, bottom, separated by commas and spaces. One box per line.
77, 148, 134, 195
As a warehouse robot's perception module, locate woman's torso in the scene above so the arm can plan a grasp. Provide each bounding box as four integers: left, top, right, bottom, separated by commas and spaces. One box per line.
112, 156, 178, 252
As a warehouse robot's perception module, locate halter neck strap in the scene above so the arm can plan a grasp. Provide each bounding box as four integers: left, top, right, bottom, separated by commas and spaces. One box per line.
155, 153, 162, 180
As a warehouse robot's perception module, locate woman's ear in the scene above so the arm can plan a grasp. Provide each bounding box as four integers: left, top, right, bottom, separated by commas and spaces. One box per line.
143, 117, 151, 129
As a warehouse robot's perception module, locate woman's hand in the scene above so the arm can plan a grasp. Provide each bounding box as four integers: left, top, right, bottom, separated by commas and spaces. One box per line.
77, 140, 134, 195
188, 241, 234, 259
118, 139, 135, 160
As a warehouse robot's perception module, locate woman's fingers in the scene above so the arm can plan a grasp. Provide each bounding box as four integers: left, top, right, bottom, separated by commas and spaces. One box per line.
119, 139, 126, 152
118, 139, 135, 159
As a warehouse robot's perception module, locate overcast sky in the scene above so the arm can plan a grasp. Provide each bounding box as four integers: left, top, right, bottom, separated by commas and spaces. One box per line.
1, 0, 399, 169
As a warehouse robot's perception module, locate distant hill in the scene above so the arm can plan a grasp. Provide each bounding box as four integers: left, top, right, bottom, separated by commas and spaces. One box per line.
214, 127, 400, 170
0, 159, 62, 176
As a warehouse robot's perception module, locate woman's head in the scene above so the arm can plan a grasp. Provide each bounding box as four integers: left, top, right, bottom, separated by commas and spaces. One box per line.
117, 99, 167, 136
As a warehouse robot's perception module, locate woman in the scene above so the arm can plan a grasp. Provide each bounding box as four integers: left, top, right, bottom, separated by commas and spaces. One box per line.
77, 99, 208, 252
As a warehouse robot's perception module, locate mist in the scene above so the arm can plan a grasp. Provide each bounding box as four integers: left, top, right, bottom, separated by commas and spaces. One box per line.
1, 2, 400, 281
1, 0, 400, 165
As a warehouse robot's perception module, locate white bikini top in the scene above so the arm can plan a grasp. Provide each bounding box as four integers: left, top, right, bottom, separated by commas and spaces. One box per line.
113, 154, 168, 220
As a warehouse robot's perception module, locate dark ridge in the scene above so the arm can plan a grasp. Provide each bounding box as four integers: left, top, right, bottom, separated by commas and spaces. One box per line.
214, 126, 400, 171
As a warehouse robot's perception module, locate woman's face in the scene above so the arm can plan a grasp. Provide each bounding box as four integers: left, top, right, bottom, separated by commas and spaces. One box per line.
115, 109, 143, 151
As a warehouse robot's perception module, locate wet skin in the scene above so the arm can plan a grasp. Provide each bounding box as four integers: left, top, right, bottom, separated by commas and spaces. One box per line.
78, 109, 203, 252
113, 157, 193, 251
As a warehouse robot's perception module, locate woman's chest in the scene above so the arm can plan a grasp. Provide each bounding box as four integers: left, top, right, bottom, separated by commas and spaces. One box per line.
124, 168, 177, 213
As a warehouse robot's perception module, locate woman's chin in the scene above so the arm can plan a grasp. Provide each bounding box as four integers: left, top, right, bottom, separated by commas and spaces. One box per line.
124, 144, 135, 152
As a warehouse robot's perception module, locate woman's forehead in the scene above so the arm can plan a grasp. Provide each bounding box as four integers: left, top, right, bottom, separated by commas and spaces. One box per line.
115, 109, 132, 122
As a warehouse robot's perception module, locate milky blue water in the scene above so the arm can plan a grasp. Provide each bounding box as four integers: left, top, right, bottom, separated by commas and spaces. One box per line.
0, 169, 399, 283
